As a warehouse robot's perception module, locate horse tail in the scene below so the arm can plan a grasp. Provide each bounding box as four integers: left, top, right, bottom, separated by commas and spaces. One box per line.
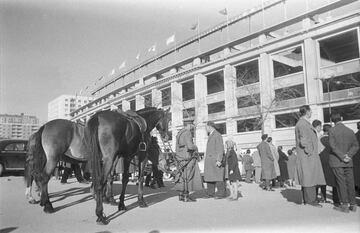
25, 125, 46, 186
86, 115, 103, 186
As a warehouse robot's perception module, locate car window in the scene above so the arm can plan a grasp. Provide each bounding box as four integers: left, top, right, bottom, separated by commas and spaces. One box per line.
4, 143, 26, 151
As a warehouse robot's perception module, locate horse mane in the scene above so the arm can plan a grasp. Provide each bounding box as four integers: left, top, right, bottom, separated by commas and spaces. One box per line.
136, 107, 161, 114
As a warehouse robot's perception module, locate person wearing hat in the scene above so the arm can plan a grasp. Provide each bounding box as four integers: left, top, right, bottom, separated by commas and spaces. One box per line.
174, 119, 203, 202
204, 121, 226, 199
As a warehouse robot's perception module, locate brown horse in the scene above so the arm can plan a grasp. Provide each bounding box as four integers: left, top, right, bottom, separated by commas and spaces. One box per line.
25, 119, 90, 212
86, 107, 170, 224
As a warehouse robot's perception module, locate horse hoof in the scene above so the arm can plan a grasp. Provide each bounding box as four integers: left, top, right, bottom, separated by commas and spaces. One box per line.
96, 220, 109, 225
43, 204, 54, 213
118, 205, 127, 211
96, 216, 109, 225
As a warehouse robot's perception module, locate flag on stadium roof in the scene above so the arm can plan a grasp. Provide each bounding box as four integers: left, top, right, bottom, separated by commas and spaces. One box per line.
219, 8, 228, 15
166, 34, 175, 45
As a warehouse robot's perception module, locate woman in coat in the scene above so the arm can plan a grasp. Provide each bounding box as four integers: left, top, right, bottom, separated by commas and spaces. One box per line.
226, 143, 241, 200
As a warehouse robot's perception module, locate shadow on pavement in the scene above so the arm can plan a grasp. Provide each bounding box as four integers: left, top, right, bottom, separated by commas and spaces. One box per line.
48, 187, 93, 212
280, 188, 303, 205
0, 227, 18, 233
107, 181, 178, 222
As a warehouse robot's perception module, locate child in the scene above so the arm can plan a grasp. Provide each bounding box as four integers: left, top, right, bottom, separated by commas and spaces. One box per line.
287, 149, 297, 187
226, 142, 242, 200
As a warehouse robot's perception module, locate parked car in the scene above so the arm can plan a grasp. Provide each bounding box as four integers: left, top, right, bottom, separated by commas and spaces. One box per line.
0, 139, 28, 176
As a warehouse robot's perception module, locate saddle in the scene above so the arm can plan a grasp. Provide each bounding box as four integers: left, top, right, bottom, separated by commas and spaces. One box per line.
116, 109, 147, 146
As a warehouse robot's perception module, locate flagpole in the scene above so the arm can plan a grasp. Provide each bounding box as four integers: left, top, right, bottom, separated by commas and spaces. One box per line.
226, 7, 229, 43
155, 43, 159, 74
197, 17, 201, 54
174, 33, 177, 63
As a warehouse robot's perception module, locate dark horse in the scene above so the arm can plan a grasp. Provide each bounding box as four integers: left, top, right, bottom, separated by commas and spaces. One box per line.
86, 107, 170, 224
25, 107, 170, 222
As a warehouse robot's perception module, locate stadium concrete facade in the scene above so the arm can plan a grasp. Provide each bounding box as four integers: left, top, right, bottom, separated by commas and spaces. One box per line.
71, 0, 360, 153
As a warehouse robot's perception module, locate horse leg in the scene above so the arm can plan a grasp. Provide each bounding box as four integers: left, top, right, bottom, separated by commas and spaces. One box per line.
25, 176, 37, 204
103, 157, 118, 205
118, 159, 130, 211
39, 159, 57, 213
95, 157, 113, 225
94, 174, 106, 224
103, 172, 116, 205
138, 157, 148, 208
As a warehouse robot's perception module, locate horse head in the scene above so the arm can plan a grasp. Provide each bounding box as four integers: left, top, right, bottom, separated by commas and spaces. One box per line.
155, 108, 171, 142
137, 107, 171, 142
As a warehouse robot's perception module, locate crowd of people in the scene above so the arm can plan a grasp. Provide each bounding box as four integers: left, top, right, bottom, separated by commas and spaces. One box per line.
173, 105, 360, 214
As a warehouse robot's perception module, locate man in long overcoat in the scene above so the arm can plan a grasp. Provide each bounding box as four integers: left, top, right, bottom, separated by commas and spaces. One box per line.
329, 114, 359, 212
257, 134, 276, 191
354, 121, 360, 194
252, 150, 262, 184
295, 105, 325, 207
242, 149, 254, 183
277, 146, 289, 187
204, 121, 226, 199
267, 137, 280, 177
174, 120, 203, 202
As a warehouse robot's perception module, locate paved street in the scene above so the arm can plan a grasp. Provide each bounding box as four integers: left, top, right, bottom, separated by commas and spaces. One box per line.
1, 175, 359, 233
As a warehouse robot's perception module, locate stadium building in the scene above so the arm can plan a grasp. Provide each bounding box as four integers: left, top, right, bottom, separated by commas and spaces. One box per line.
71, 0, 360, 152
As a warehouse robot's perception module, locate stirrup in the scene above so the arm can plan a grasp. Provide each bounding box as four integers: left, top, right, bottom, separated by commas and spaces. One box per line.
139, 142, 147, 151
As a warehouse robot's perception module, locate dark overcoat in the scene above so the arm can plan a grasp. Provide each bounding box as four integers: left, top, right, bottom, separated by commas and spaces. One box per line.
278, 149, 289, 181
287, 153, 297, 180
242, 153, 254, 171
174, 128, 203, 192
328, 123, 359, 168
354, 130, 360, 188
204, 130, 225, 182
227, 149, 241, 182
295, 117, 325, 187
257, 141, 276, 180
319, 135, 337, 187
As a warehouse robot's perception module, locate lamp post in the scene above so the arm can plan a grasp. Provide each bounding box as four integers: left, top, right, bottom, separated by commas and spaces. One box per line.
316, 72, 341, 123
316, 72, 334, 123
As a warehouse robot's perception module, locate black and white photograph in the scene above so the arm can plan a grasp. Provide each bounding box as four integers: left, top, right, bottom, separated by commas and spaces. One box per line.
0, 0, 360, 232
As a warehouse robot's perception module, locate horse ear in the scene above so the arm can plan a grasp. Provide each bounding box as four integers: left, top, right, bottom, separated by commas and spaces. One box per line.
165, 108, 170, 115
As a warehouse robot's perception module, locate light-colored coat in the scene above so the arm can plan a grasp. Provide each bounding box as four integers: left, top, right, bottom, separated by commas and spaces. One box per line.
174, 128, 203, 192
204, 130, 225, 182
269, 142, 280, 176
295, 117, 326, 187
252, 151, 261, 167
257, 141, 276, 180
175, 128, 197, 159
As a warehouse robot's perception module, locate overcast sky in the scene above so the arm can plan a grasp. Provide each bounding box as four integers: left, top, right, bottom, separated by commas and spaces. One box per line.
0, 0, 323, 123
